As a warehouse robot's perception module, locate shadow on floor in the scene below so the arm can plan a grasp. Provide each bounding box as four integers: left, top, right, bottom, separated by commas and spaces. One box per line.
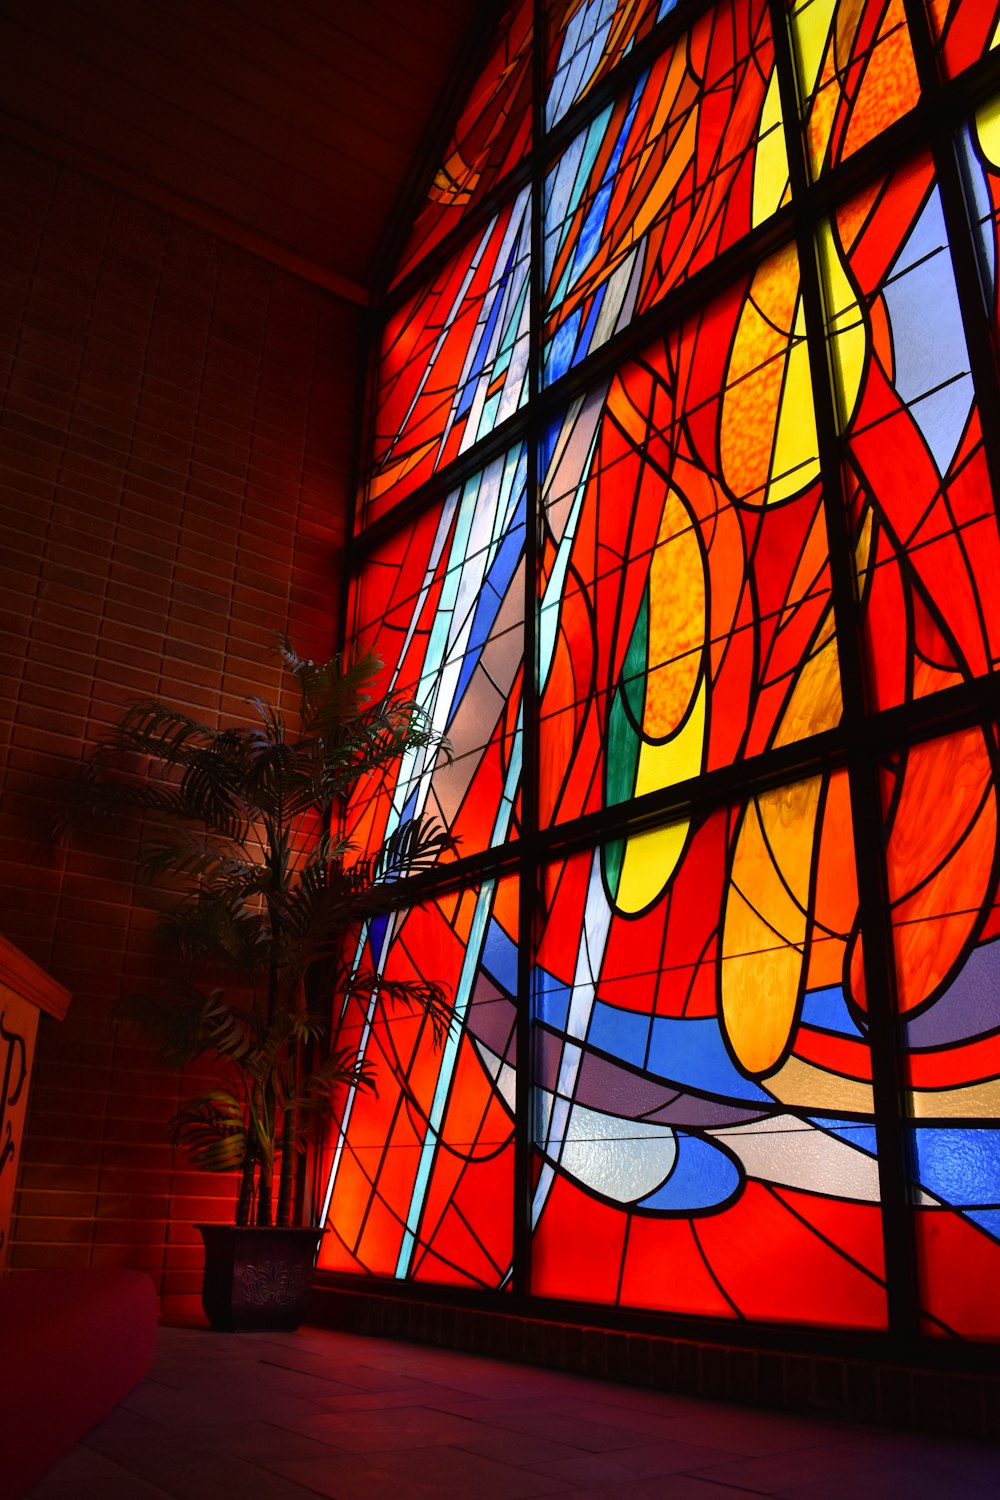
26, 1323, 1000, 1499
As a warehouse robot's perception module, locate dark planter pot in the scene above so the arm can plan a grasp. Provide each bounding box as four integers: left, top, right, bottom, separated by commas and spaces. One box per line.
195, 1224, 325, 1333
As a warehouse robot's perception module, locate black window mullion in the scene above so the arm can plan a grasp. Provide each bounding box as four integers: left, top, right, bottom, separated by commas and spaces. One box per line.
767, 0, 919, 1341
512, 0, 547, 1301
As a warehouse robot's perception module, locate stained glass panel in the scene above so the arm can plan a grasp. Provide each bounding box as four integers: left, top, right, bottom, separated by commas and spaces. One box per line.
959, 96, 1000, 342
545, 0, 678, 129
539, 246, 839, 833
393, 0, 533, 288
821, 159, 1000, 709
542, 0, 787, 382
368, 188, 531, 523
788, 0, 920, 180
875, 729, 1000, 1339
531, 776, 887, 1326
319, 876, 519, 1286
348, 448, 526, 864
925, 0, 1000, 78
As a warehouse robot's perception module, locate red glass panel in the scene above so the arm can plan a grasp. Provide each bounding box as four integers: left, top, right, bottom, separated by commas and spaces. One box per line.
319, 877, 518, 1286
925, 0, 1000, 78
540, 245, 839, 831
875, 729, 1000, 1340
368, 191, 531, 523
531, 776, 886, 1327
789, 0, 920, 179
543, 0, 786, 379
393, 0, 533, 287
348, 448, 525, 864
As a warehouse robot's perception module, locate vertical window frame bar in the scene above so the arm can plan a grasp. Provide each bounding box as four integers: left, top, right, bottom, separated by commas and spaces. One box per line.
767, 0, 920, 1339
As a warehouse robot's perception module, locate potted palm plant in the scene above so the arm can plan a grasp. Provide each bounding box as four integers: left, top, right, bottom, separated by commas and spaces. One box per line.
65, 636, 453, 1330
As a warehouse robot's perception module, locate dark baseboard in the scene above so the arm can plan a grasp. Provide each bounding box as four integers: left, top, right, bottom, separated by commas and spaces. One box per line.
309, 1280, 1000, 1443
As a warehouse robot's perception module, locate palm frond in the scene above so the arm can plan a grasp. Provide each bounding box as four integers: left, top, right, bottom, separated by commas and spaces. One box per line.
169, 1092, 247, 1172
305, 1046, 378, 1098
198, 993, 258, 1065
102, 701, 215, 765
276, 634, 383, 733
347, 969, 456, 1048
177, 736, 254, 838
244, 696, 285, 746
136, 830, 257, 884
364, 815, 457, 886
51, 763, 186, 847
282, 1049, 378, 1124
159, 890, 270, 971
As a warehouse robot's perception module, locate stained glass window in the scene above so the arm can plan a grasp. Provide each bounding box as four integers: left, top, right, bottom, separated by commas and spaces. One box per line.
532, 781, 886, 1326
347, 447, 526, 863
367, 190, 531, 523
324, 0, 1000, 1347
543, 0, 787, 380
823, 163, 1000, 709
789, 0, 920, 179
545, 0, 677, 128
320, 878, 519, 1285
392, 0, 533, 289
925, 1, 1000, 79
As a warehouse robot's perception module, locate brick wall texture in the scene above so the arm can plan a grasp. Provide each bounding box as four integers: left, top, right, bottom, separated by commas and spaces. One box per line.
0, 139, 359, 1318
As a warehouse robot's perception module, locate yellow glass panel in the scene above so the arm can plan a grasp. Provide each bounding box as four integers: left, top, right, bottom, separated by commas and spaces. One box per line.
721, 779, 821, 1074
789, 0, 838, 102
634, 677, 706, 799
772, 622, 842, 747
817, 219, 866, 430
615, 813, 692, 916
752, 69, 790, 226
769, 294, 819, 504
976, 95, 1000, 169
854, 502, 873, 586
644, 488, 705, 738
721, 247, 819, 506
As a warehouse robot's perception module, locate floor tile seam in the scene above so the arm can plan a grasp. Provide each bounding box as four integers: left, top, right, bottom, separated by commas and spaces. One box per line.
432, 1414, 768, 1458
77, 1439, 346, 1499
48, 1457, 178, 1500
29, 1452, 179, 1497
253, 1425, 362, 1452
446, 1434, 759, 1475
218, 1454, 344, 1500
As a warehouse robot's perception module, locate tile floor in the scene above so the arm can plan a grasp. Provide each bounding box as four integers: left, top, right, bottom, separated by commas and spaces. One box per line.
27, 1324, 999, 1499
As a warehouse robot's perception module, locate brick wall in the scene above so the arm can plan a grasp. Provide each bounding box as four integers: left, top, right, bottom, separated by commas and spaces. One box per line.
0, 139, 360, 1318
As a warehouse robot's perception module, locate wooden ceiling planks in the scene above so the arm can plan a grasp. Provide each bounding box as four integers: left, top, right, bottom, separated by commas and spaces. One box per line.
1, 0, 480, 302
